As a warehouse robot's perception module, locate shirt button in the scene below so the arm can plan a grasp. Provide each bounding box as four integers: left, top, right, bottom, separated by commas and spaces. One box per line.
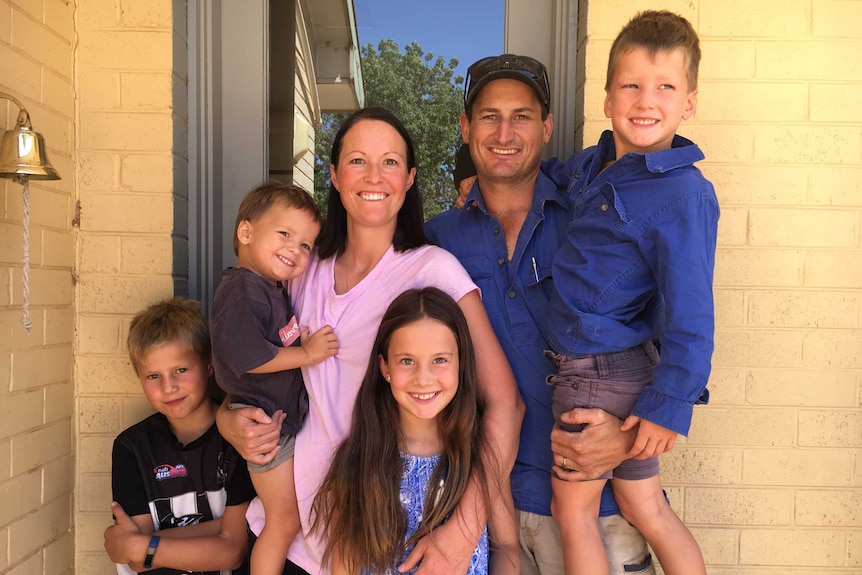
494, 228, 500, 236
508, 290, 516, 299
601, 203, 609, 211
497, 258, 505, 266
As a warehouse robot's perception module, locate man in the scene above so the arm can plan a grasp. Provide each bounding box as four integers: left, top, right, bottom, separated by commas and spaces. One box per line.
425, 54, 655, 575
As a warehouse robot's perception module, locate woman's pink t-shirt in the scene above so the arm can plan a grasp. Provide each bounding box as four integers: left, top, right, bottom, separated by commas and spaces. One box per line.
246, 244, 477, 574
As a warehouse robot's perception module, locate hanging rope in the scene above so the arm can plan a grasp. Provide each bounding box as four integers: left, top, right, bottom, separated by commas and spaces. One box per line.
17, 175, 32, 334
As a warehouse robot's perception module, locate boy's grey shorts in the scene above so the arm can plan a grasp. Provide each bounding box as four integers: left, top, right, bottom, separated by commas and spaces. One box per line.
546, 342, 661, 481
228, 402, 296, 473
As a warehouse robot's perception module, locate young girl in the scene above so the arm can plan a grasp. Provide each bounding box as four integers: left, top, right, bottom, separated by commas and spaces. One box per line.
311, 287, 492, 575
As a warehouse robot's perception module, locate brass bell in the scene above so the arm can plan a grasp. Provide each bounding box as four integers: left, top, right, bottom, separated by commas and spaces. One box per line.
0, 91, 60, 180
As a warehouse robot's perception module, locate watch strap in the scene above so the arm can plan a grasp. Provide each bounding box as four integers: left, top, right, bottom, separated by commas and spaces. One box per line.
142, 534, 160, 569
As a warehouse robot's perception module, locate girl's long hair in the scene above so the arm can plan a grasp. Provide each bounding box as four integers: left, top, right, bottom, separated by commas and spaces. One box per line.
310, 287, 488, 573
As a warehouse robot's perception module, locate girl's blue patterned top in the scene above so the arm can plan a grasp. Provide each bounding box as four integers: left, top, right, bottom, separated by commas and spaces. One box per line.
365, 453, 489, 575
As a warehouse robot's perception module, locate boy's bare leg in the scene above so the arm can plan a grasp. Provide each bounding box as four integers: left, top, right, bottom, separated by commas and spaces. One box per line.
611, 476, 705, 575
250, 458, 300, 575
551, 476, 609, 575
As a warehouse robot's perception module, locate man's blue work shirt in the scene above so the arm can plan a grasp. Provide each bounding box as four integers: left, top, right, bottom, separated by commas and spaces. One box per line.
426, 169, 621, 517
545, 130, 719, 436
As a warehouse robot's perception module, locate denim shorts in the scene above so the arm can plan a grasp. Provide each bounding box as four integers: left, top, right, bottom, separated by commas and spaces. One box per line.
545, 341, 660, 481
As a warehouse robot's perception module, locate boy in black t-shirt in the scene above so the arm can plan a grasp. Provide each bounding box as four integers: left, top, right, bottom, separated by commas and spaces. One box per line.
105, 298, 255, 575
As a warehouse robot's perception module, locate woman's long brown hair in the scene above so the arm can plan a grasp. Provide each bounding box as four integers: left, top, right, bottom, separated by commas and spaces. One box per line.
310, 287, 489, 573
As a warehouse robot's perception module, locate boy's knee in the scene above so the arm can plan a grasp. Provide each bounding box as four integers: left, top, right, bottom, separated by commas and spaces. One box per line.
615, 492, 670, 533
551, 493, 601, 526
598, 514, 655, 575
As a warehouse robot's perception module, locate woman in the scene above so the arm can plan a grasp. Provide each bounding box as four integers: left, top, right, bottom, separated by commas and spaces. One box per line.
218, 107, 523, 575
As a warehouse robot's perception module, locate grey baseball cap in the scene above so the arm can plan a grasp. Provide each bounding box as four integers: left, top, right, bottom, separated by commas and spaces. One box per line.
464, 54, 551, 111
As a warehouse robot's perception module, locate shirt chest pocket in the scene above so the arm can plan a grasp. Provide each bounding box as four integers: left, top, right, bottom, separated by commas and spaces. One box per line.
572, 182, 633, 246
460, 256, 495, 294
520, 262, 553, 345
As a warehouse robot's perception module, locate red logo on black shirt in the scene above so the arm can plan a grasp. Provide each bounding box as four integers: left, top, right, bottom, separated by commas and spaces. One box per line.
153, 464, 188, 481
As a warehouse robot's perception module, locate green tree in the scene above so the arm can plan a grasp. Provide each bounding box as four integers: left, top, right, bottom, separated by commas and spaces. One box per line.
314, 39, 465, 220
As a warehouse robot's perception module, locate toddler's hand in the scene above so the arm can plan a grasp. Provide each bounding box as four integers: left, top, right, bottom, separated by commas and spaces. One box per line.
454, 175, 476, 209
301, 325, 338, 363
622, 416, 677, 459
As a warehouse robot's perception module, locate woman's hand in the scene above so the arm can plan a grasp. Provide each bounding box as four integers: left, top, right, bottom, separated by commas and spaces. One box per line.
398, 519, 478, 575
215, 398, 284, 464
550, 407, 636, 480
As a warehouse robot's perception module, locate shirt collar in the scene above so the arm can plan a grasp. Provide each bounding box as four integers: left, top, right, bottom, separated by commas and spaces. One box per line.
464, 171, 570, 215
463, 181, 485, 211
594, 129, 705, 175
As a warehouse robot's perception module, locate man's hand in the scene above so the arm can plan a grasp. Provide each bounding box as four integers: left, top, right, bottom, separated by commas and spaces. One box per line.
104, 501, 146, 567
301, 325, 338, 364
550, 407, 637, 481
216, 400, 284, 465
621, 415, 677, 459
398, 519, 477, 575
453, 176, 476, 209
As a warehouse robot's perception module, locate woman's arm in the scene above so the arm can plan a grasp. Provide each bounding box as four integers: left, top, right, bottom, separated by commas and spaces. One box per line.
215, 395, 285, 464
329, 543, 350, 575
401, 289, 523, 574
104, 501, 249, 572
458, 290, 524, 472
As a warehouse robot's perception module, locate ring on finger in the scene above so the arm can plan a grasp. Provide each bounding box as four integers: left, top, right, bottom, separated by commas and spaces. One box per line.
561, 456, 568, 470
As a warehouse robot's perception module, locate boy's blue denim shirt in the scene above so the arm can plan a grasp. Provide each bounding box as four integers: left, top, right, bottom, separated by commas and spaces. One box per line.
425, 172, 623, 517
544, 130, 719, 437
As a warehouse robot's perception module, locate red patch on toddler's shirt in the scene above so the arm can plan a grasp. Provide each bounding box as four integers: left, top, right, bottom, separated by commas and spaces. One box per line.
279, 315, 301, 346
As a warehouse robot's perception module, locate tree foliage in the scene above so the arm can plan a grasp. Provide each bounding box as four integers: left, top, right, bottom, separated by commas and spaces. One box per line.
314, 39, 465, 220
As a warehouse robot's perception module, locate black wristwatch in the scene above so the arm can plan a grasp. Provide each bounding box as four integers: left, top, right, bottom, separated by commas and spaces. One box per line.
142, 534, 160, 569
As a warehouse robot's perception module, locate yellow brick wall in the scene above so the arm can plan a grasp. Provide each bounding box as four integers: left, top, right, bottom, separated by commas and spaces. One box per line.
74, 0, 184, 573
0, 0, 76, 573
4, 0, 858, 573
582, 1, 862, 572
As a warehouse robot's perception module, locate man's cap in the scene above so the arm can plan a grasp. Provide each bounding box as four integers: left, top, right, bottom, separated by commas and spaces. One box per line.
464, 54, 551, 111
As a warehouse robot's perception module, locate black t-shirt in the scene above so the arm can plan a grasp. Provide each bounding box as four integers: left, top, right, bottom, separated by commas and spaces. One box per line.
111, 411, 256, 575
210, 267, 307, 435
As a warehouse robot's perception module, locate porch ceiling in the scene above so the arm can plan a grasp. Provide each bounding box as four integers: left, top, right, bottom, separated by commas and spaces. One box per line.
306, 0, 364, 112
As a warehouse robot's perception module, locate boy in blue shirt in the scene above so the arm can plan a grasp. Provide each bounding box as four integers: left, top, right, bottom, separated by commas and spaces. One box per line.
545, 11, 717, 575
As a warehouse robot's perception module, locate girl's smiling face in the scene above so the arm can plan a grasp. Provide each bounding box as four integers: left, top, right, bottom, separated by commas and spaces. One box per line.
380, 317, 459, 438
